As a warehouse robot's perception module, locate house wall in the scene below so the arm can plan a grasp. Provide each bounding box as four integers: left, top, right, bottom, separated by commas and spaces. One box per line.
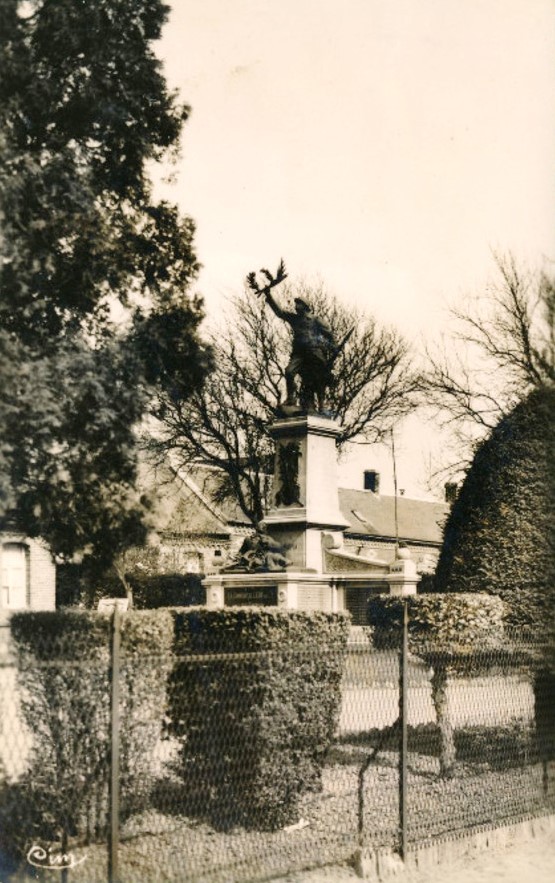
28, 538, 56, 609
119, 531, 251, 578
0, 532, 55, 611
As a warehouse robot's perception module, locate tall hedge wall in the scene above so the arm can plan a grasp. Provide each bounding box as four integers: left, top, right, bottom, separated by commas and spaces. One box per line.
433, 386, 555, 634
1, 610, 174, 859
168, 607, 350, 831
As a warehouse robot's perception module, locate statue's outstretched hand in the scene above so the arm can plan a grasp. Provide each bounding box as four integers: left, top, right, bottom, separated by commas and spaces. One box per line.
246, 271, 260, 294
246, 260, 287, 297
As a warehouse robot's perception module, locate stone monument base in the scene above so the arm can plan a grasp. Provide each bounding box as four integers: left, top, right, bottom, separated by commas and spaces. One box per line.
204, 571, 341, 612
203, 562, 416, 620
201, 411, 420, 619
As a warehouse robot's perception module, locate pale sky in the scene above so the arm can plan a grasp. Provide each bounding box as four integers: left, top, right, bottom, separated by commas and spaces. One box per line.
154, 0, 555, 497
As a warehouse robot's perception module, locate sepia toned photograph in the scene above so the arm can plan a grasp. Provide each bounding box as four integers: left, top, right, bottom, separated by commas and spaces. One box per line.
0, 2, 554, 881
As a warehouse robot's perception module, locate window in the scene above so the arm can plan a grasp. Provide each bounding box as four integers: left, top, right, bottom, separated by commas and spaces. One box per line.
1, 543, 28, 609
363, 470, 380, 493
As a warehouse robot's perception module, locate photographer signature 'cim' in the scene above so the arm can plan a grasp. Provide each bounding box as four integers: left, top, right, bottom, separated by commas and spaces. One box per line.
27, 844, 87, 870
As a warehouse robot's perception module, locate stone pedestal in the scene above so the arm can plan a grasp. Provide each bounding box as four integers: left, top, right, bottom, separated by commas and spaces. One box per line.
262, 414, 349, 571
202, 413, 420, 617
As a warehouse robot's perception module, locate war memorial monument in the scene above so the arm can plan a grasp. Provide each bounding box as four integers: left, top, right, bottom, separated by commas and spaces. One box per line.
203, 262, 419, 612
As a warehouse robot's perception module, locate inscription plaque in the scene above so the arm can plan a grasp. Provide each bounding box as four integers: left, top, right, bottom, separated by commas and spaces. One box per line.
225, 585, 278, 607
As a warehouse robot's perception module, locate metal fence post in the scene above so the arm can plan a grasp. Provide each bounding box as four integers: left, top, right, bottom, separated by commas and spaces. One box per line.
398, 600, 408, 860
61, 828, 69, 883
108, 607, 121, 883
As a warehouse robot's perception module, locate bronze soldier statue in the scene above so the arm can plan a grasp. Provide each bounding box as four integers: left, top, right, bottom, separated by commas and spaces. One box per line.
247, 261, 349, 411
223, 526, 289, 573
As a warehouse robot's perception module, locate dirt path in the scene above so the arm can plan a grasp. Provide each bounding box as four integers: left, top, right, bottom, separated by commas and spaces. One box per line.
270, 831, 555, 883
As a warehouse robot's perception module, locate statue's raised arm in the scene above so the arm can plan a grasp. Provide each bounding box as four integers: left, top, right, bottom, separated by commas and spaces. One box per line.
246, 260, 342, 413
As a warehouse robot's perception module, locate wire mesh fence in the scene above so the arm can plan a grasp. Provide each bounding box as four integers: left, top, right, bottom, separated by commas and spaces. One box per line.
0, 613, 553, 882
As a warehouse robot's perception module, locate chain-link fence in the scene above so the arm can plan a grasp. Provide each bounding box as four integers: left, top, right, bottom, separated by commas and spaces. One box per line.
0, 613, 553, 882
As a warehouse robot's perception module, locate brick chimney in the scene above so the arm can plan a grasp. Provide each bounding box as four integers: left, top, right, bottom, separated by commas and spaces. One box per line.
445, 482, 458, 504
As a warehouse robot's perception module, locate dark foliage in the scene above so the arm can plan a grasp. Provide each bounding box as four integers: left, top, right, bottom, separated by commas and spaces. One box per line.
57, 567, 205, 609
0, 0, 211, 573
0, 609, 174, 860
432, 386, 555, 771
167, 608, 350, 830
336, 720, 537, 772
433, 386, 555, 635
126, 573, 206, 609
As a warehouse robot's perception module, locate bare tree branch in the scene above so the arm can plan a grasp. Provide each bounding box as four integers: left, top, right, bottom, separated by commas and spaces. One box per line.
423, 252, 555, 473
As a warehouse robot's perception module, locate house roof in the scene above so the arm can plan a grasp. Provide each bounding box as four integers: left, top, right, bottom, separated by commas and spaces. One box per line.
183, 468, 254, 528
139, 459, 252, 537
338, 488, 448, 545
142, 460, 448, 547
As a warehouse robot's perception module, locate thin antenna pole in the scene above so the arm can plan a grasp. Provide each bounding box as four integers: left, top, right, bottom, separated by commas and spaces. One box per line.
391, 429, 399, 553
399, 599, 408, 859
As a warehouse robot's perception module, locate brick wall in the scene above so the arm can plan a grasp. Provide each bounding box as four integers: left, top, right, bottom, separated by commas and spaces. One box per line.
28, 538, 56, 610
0, 532, 56, 611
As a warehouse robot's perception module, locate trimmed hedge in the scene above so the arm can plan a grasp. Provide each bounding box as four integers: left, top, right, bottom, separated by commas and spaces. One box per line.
56, 567, 205, 609
0, 609, 174, 859
368, 593, 507, 778
367, 593, 506, 658
431, 388, 555, 765
1, 605, 350, 849
433, 386, 555, 635
126, 573, 205, 608
168, 607, 350, 831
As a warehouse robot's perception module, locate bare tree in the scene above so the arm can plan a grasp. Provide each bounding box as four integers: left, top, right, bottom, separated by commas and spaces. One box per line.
149, 275, 421, 524
424, 252, 555, 479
